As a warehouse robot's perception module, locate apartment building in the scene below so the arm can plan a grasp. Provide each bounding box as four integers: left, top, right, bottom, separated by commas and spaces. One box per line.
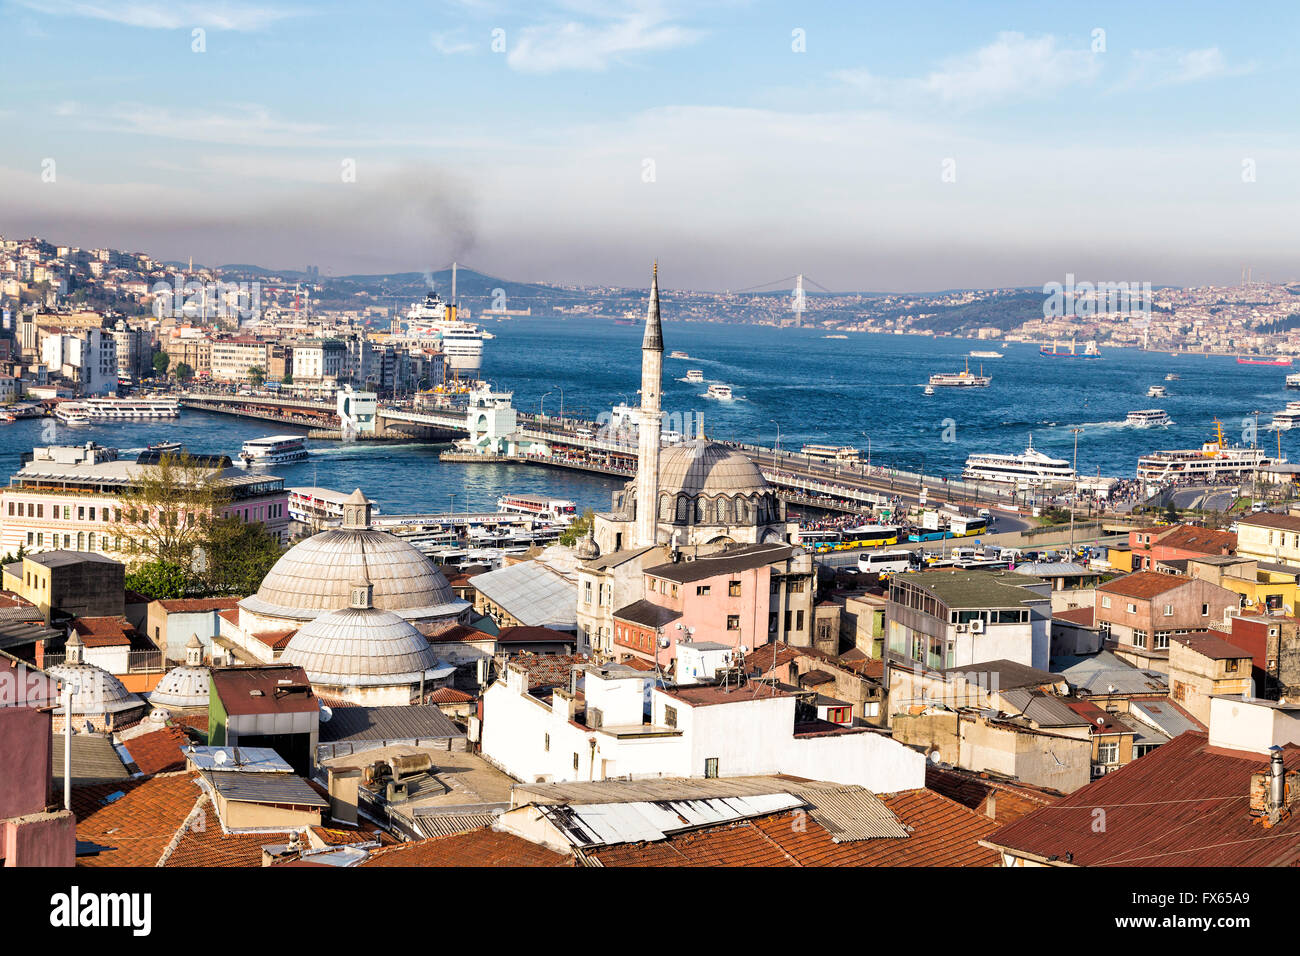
209, 337, 269, 383
1094, 571, 1240, 673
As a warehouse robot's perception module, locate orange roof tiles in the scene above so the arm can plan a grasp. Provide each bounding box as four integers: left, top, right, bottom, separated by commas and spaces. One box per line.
155, 598, 241, 613
426, 687, 474, 703
123, 726, 190, 775
70, 616, 134, 647
589, 789, 1000, 867
73, 772, 202, 867
359, 827, 572, 867
165, 826, 280, 868
1153, 525, 1236, 555
1097, 571, 1188, 600
924, 765, 1060, 825
1053, 607, 1096, 627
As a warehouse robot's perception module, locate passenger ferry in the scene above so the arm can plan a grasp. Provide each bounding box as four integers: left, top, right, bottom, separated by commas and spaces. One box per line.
969, 350, 1003, 358
929, 358, 991, 387
797, 525, 899, 553
1041, 339, 1100, 359
1271, 410, 1300, 431
801, 443, 860, 462
1126, 409, 1172, 427
705, 384, 734, 401
685, 369, 704, 383
53, 397, 180, 424
238, 435, 308, 467
1136, 420, 1281, 483
405, 290, 486, 373
497, 494, 578, 524
669, 351, 690, 360
1146, 385, 1167, 398
289, 486, 383, 527
962, 436, 1076, 487
1287, 373, 1300, 390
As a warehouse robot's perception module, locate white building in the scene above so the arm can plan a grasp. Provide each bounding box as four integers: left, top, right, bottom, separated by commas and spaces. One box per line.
41, 328, 117, 395
481, 659, 925, 792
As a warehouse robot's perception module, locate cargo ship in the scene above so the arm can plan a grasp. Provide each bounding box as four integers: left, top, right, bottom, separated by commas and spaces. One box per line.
1236, 356, 1292, 366
1041, 339, 1100, 359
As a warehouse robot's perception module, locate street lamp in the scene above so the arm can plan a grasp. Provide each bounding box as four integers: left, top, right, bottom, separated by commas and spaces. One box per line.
540, 390, 553, 418
771, 419, 781, 456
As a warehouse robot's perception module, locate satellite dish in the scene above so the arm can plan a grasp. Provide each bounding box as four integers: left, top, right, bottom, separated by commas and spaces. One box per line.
928, 750, 942, 764
213, 750, 228, 766
320, 705, 334, 723
1096, 716, 1105, 726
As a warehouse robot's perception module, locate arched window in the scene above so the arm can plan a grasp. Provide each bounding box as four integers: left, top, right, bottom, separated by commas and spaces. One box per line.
660, 494, 672, 520
676, 496, 689, 522
717, 498, 730, 524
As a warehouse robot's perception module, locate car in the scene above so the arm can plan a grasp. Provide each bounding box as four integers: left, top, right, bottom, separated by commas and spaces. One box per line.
1251, 502, 1266, 513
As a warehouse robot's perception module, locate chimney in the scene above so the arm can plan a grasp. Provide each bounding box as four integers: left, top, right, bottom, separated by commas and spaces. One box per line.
1268, 746, 1286, 826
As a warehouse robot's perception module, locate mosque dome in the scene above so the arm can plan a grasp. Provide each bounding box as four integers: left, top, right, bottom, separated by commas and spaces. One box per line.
657, 440, 771, 498
148, 635, 211, 710
48, 633, 144, 717
281, 580, 443, 688
239, 489, 467, 623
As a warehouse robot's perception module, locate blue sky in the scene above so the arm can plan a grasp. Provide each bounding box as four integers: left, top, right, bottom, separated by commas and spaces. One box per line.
2, 0, 1297, 291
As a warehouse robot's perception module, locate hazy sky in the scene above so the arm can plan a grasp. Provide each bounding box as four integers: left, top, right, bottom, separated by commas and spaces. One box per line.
2, 0, 1297, 292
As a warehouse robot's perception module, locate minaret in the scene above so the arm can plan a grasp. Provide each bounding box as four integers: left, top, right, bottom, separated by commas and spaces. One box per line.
634, 262, 663, 547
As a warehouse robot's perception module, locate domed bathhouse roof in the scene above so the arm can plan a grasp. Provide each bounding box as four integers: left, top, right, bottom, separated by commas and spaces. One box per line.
280, 579, 449, 701
149, 635, 211, 710
239, 489, 468, 624
48, 633, 145, 719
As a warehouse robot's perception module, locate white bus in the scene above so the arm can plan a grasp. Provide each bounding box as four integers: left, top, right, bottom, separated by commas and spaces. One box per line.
857, 550, 913, 574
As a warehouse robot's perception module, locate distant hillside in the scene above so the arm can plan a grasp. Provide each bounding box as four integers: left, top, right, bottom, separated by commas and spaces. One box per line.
892, 290, 1047, 333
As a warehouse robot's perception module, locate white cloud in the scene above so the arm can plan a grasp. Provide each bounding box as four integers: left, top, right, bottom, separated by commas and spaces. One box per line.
88, 103, 331, 147
837, 32, 1101, 109
15, 0, 307, 31
1121, 46, 1253, 89
506, 8, 702, 73
431, 31, 476, 56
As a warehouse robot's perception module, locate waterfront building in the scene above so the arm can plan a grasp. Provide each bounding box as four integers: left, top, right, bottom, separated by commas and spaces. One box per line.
0, 443, 290, 559
291, 337, 347, 385
41, 327, 117, 396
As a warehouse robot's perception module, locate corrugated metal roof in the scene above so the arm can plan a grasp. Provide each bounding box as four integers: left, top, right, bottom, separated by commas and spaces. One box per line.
186, 746, 293, 773
408, 811, 504, 839
317, 704, 465, 744
52, 734, 130, 785
202, 770, 329, 808
1000, 689, 1093, 728
537, 793, 805, 848
472, 561, 577, 629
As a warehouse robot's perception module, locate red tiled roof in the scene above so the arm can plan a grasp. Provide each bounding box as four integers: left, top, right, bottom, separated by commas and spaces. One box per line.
987, 732, 1300, 866
661, 680, 796, 708
155, 597, 241, 613
925, 765, 1061, 825
1097, 571, 1188, 600
619, 657, 658, 672
165, 826, 282, 867
359, 827, 572, 867
73, 772, 202, 867
218, 608, 239, 627
426, 687, 474, 704
497, 625, 576, 645
250, 628, 297, 650
123, 726, 190, 775
1173, 633, 1254, 661
1062, 699, 1131, 735
589, 789, 999, 867
1151, 525, 1236, 555
423, 623, 493, 643
70, 616, 133, 647
745, 641, 803, 673
1053, 607, 1096, 627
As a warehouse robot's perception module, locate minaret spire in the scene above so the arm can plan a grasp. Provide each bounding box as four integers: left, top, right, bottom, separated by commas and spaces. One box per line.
634, 262, 664, 547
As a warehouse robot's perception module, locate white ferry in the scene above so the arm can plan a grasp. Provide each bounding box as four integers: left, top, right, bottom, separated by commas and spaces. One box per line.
969, 350, 1003, 358
669, 350, 690, 360
238, 435, 308, 468
497, 493, 578, 524
801, 443, 860, 462
1288, 372, 1300, 390
1271, 410, 1300, 431
705, 384, 734, 401
289, 486, 383, 526
405, 290, 485, 373
962, 435, 1076, 487
1126, 409, 1172, 427
923, 385, 935, 396
929, 359, 991, 387
53, 397, 180, 424
1147, 385, 1167, 398
1136, 420, 1280, 483
685, 369, 704, 383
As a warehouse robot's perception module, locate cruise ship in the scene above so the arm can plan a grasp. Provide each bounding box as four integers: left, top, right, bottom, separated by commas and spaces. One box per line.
1136, 420, 1280, 483
238, 435, 308, 468
930, 359, 991, 387
404, 290, 486, 373
1126, 409, 1171, 428
53, 397, 180, 425
962, 436, 1076, 487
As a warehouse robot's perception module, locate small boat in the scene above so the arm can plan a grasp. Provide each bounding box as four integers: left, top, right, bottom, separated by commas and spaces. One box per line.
705, 384, 734, 401
969, 350, 1003, 358
1147, 385, 1167, 398
147, 441, 183, 454
923, 385, 935, 396
685, 370, 704, 383
824, 334, 848, 339
1165, 373, 1179, 381
1126, 409, 1171, 427
669, 350, 690, 359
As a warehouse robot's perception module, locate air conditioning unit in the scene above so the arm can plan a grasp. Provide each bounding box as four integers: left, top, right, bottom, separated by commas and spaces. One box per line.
955, 623, 968, 633
970, 619, 985, 634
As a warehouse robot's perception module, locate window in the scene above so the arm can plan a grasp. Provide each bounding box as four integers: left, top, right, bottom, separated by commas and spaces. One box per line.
726, 615, 740, 630
1226, 658, 1239, 673
1097, 741, 1119, 765
1101, 596, 1112, 608
1163, 604, 1173, 616
584, 581, 592, 604
704, 757, 719, 779
664, 705, 677, 729
573, 753, 580, 771
1126, 603, 1136, 614
1133, 630, 1148, 648
696, 585, 710, 596
1153, 632, 1170, 650
789, 579, 805, 593
1201, 603, 1209, 616
544, 733, 550, 752
728, 580, 742, 597
795, 609, 804, 631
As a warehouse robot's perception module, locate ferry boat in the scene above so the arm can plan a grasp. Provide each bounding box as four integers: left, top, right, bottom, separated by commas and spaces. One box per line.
929, 358, 991, 387
497, 494, 577, 524
962, 435, 1076, 487
1041, 339, 1100, 359
669, 350, 690, 359
969, 350, 1003, 358
685, 369, 704, 383
238, 435, 308, 467
1237, 355, 1292, 366
404, 290, 486, 372
1126, 409, 1171, 428
289, 486, 383, 527
1147, 385, 1167, 398
1165, 373, 1179, 381
705, 384, 734, 401
1271, 410, 1300, 431
53, 397, 180, 424
801, 443, 860, 462
1287, 373, 1300, 390
1136, 420, 1281, 482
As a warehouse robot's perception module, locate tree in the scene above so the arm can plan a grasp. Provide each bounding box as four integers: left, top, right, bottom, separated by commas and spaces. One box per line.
247, 366, 265, 386
113, 451, 232, 567
175, 362, 194, 383
199, 516, 286, 595
153, 352, 170, 377
125, 560, 191, 600
1163, 502, 1179, 524
281, 373, 293, 385
559, 508, 596, 547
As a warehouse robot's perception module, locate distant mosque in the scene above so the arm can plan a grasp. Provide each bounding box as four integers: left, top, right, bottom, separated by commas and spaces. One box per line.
590, 264, 794, 559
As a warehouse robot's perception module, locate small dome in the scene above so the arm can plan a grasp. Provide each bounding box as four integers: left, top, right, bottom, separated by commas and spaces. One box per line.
242, 527, 466, 622
148, 664, 211, 710
48, 662, 144, 716
658, 440, 770, 497
576, 531, 600, 561
282, 605, 442, 687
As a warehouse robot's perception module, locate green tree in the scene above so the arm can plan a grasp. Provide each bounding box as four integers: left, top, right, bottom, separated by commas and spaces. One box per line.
559, 508, 596, 547
152, 352, 170, 377
175, 362, 194, 383
1163, 502, 1179, 524
125, 560, 191, 599
281, 372, 293, 385
247, 366, 265, 386
113, 451, 232, 567
199, 516, 286, 595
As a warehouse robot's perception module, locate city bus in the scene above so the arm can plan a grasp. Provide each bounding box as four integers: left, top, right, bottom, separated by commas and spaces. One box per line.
840, 525, 900, 549
857, 550, 912, 574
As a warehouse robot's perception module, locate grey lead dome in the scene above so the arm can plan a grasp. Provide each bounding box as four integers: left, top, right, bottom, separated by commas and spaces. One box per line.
281, 604, 443, 686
